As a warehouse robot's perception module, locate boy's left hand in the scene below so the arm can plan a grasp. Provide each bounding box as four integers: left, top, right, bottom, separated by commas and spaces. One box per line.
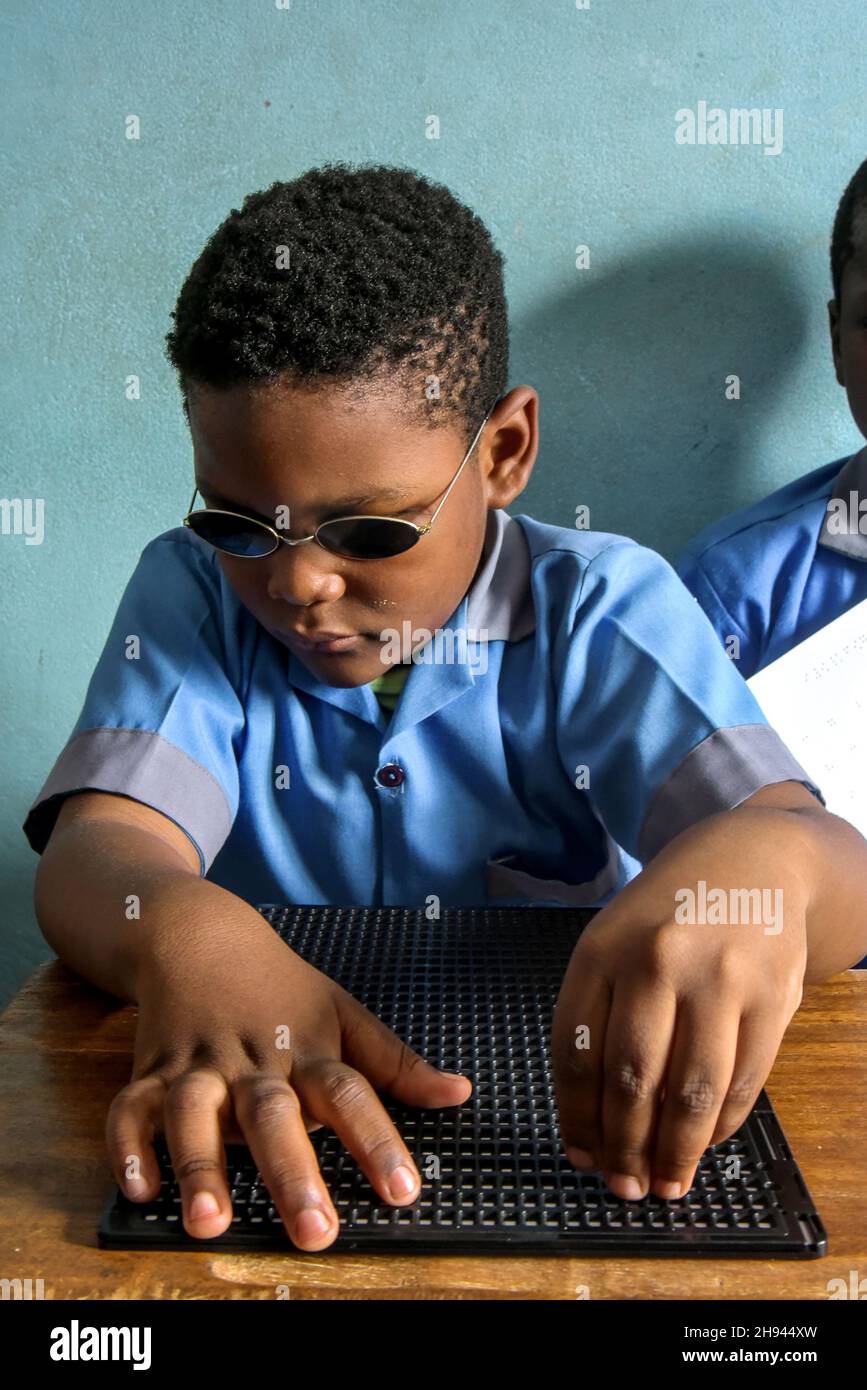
550, 818, 810, 1202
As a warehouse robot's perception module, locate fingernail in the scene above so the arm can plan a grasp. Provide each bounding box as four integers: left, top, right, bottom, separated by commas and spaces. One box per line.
388, 1164, 419, 1200
655, 1180, 683, 1201
295, 1208, 332, 1243
566, 1146, 595, 1170
606, 1173, 645, 1201
441, 1071, 466, 1081
125, 1177, 149, 1199
189, 1191, 220, 1220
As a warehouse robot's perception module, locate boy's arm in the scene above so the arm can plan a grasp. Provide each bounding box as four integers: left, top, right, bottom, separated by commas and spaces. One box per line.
550, 539, 865, 1202
33, 790, 470, 1252
552, 778, 867, 1203
661, 778, 867, 982
34, 790, 248, 1001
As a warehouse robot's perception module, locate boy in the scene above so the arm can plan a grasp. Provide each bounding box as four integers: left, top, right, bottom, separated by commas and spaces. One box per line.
24, 163, 867, 1252
676, 156, 867, 678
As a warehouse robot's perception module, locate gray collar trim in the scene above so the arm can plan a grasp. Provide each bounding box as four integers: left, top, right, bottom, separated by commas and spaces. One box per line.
464, 509, 536, 642
817, 445, 867, 561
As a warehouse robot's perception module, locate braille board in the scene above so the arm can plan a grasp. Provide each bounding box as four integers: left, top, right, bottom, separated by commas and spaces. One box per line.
98, 904, 827, 1257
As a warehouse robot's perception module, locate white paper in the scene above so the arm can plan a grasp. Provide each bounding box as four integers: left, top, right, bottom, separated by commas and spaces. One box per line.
746, 597, 867, 838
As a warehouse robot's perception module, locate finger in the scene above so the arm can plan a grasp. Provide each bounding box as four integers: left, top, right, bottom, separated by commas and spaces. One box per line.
550, 952, 612, 1169
338, 994, 472, 1108
599, 975, 678, 1200
222, 1106, 323, 1139
232, 1074, 340, 1252
163, 1068, 234, 1238
707, 1005, 789, 1147
649, 994, 741, 1200
106, 1075, 167, 1201
295, 1057, 423, 1206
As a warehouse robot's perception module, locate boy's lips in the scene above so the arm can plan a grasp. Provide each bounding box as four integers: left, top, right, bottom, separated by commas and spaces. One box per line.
284, 628, 367, 653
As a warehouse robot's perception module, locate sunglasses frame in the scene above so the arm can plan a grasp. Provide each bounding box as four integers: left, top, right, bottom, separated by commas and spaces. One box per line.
182, 402, 496, 561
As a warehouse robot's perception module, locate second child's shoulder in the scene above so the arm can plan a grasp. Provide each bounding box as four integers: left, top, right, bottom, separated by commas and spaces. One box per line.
678, 457, 849, 570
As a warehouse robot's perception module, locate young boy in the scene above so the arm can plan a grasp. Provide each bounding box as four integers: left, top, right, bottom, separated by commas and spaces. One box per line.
24, 163, 867, 1252
676, 156, 867, 679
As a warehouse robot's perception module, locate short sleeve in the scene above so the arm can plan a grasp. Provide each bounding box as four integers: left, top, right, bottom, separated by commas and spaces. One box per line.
675, 543, 760, 678
554, 540, 823, 864
22, 529, 246, 874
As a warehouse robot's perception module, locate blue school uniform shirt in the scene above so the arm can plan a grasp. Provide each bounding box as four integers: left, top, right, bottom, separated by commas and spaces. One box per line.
22, 509, 820, 910
676, 445, 867, 680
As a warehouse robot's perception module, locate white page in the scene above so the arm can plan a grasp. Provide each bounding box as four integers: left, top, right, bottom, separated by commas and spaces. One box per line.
746, 597, 867, 839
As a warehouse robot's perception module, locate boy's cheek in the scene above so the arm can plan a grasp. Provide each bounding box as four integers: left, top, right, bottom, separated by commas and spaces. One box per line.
840, 339, 867, 436
845, 386, 867, 441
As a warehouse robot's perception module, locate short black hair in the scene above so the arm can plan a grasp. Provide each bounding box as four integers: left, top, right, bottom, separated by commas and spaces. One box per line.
164, 161, 509, 439
831, 156, 867, 302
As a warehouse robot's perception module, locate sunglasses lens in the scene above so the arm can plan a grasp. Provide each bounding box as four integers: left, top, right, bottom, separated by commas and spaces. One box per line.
186, 512, 276, 557
316, 518, 420, 559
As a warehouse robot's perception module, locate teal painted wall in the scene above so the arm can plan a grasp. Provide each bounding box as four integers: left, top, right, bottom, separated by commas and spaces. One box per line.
2, 0, 865, 1005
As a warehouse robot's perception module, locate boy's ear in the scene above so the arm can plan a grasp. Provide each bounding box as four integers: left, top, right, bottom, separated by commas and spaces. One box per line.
828, 297, 846, 387
481, 386, 539, 511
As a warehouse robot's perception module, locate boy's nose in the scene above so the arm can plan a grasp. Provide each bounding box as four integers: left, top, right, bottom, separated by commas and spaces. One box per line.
265, 546, 348, 607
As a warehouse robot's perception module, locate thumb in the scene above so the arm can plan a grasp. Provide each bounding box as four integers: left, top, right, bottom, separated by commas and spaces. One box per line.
338, 996, 472, 1109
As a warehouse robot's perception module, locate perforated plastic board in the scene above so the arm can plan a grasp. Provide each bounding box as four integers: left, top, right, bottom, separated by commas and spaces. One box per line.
98, 904, 827, 1256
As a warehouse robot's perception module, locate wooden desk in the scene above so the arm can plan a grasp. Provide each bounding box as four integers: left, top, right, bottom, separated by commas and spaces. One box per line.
1, 961, 864, 1300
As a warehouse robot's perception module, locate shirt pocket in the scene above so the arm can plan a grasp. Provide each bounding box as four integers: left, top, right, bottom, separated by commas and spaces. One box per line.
485, 848, 620, 908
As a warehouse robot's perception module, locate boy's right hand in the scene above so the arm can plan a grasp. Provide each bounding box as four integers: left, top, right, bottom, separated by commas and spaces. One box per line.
106, 916, 472, 1250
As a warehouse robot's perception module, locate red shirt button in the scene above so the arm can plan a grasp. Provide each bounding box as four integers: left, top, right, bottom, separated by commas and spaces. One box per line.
376, 763, 405, 788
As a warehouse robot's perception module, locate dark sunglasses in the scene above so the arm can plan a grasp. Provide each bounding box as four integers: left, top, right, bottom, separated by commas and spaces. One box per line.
182, 404, 495, 561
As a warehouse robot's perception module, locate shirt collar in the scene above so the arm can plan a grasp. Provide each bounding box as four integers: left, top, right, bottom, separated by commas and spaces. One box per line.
817, 444, 867, 561
465, 507, 536, 642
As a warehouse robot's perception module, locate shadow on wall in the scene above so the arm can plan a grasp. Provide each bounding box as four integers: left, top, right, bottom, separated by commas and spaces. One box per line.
512, 233, 811, 561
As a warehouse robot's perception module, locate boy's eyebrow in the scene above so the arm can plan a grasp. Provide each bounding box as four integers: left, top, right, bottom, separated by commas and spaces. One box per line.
195, 480, 417, 514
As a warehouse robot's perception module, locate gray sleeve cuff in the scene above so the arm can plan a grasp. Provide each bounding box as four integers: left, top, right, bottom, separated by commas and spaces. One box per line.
639, 723, 825, 863
22, 727, 234, 874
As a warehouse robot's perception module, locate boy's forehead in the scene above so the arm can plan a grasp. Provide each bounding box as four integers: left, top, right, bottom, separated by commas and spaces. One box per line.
186, 380, 465, 507
846, 201, 867, 278
842, 245, 867, 299
187, 380, 451, 454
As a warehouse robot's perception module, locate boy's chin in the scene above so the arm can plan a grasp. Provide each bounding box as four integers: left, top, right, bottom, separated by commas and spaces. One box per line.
297, 646, 389, 688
